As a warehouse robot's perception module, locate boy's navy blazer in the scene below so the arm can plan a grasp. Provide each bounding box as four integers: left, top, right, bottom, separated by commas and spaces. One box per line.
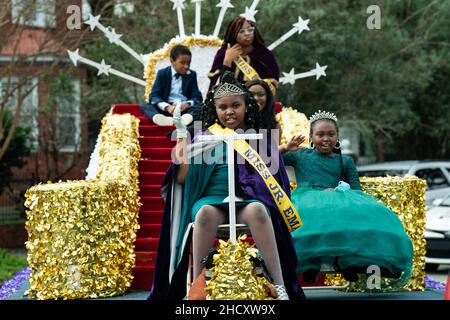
149, 66, 203, 108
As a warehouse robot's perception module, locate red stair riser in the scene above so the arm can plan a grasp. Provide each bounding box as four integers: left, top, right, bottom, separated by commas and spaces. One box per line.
131, 266, 154, 290
140, 173, 166, 185
139, 185, 162, 197
135, 251, 158, 266
141, 148, 174, 160
137, 224, 162, 238
135, 238, 159, 251
138, 117, 151, 126
139, 137, 175, 149
112, 104, 142, 117
138, 210, 163, 224
139, 160, 172, 172
141, 197, 165, 211
139, 125, 174, 137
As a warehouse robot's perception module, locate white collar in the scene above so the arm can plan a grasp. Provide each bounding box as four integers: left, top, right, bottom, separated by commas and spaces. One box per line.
171, 66, 191, 76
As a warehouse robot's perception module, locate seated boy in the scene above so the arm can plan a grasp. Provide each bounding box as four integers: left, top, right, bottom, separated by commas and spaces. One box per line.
140, 45, 203, 127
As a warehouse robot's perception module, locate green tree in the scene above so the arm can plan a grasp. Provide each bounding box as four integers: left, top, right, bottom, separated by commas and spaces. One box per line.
0, 109, 32, 195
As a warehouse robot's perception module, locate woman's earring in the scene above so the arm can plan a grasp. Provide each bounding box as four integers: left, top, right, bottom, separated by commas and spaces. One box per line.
335, 140, 341, 149
310, 141, 315, 149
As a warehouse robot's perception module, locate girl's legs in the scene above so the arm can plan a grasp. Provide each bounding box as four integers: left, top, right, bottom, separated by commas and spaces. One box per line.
193, 205, 226, 279
238, 202, 284, 285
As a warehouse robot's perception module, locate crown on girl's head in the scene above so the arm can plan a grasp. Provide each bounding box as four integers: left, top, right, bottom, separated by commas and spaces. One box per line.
213, 82, 246, 99
309, 110, 338, 123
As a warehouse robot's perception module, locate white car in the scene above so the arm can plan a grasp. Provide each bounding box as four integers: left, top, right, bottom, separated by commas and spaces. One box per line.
357, 160, 450, 205
424, 194, 450, 269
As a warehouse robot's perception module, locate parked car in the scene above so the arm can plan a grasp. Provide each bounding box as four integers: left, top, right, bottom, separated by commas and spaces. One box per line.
357, 161, 450, 205
424, 193, 450, 269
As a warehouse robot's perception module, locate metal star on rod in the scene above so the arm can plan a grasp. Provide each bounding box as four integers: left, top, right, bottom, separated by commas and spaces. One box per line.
171, 0, 186, 37
83, 14, 144, 65
84, 14, 100, 31
268, 16, 310, 51
280, 63, 328, 85
213, 0, 234, 37
240, 0, 260, 22
67, 49, 147, 86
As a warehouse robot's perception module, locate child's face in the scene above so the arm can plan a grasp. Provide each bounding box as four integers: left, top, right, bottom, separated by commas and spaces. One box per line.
248, 84, 267, 111
171, 54, 191, 75
215, 95, 246, 130
311, 120, 338, 155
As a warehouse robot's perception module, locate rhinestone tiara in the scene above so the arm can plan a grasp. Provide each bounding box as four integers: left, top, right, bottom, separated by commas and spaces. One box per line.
309, 110, 338, 123
213, 82, 246, 99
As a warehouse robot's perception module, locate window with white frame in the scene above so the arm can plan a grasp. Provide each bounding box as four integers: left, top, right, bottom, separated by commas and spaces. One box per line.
11, 0, 56, 28
0, 77, 39, 149
56, 80, 81, 152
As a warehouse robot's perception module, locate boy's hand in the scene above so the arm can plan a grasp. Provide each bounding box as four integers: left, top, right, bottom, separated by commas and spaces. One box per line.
180, 103, 191, 112
224, 43, 243, 67
166, 104, 175, 115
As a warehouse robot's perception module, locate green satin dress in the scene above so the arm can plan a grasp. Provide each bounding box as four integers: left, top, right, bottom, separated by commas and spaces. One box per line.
283, 148, 413, 279
190, 143, 267, 221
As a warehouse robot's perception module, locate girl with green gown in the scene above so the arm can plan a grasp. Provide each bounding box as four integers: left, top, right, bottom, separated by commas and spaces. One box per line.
280, 110, 414, 283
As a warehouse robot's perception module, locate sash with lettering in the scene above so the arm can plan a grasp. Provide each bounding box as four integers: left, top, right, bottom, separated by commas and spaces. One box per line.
234, 56, 277, 94
208, 123, 302, 232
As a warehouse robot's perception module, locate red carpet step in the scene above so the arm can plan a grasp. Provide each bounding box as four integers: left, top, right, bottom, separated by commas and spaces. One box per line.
138, 210, 164, 224
135, 237, 160, 252
112, 104, 172, 290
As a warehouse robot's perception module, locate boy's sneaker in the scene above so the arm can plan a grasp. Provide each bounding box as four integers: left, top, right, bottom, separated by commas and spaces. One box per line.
152, 114, 173, 126
152, 114, 193, 127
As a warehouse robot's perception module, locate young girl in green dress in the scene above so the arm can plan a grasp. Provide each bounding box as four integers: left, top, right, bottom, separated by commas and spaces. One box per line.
280, 110, 413, 283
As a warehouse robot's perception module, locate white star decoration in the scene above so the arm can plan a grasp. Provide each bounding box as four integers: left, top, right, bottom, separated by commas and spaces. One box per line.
84, 14, 101, 31
313, 62, 327, 80
106, 28, 122, 44
71, 2, 326, 90
216, 0, 233, 9
280, 63, 328, 85
240, 6, 258, 22
281, 68, 296, 85
97, 59, 111, 76
294, 16, 310, 34
171, 0, 185, 10
68, 49, 80, 66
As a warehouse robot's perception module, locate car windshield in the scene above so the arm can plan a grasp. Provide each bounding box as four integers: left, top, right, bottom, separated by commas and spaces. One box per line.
358, 169, 408, 177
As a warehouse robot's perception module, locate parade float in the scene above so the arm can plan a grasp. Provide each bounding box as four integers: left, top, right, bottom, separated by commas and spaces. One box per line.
0, 0, 433, 300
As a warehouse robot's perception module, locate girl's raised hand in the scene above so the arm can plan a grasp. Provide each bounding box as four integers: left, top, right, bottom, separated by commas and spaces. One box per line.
285, 134, 306, 152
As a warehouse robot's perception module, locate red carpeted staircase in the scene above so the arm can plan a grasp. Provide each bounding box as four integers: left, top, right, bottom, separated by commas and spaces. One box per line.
112, 103, 175, 290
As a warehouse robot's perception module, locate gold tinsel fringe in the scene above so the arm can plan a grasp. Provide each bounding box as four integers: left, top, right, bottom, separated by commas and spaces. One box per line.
205, 235, 272, 300
276, 107, 310, 147
24, 113, 141, 299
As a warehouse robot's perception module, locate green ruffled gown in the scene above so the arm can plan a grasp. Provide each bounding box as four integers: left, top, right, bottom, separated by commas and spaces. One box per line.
283, 148, 413, 279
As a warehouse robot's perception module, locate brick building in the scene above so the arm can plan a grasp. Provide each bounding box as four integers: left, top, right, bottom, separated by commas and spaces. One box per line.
0, 0, 88, 219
